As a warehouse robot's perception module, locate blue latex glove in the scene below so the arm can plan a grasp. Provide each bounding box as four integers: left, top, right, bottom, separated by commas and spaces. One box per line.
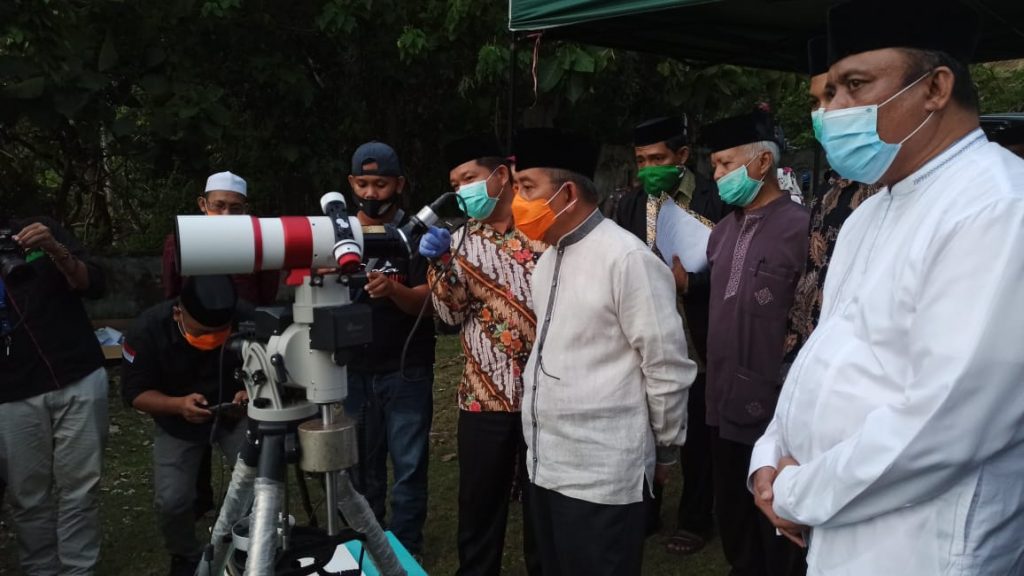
418, 226, 451, 259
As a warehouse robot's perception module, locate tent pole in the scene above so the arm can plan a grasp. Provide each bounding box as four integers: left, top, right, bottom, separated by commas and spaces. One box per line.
507, 32, 517, 153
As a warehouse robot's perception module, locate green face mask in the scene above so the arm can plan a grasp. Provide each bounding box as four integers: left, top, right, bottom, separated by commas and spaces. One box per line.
637, 165, 682, 197
716, 157, 764, 207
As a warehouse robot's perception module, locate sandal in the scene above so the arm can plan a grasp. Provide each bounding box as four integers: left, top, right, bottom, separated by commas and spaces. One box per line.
663, 530, 707, 556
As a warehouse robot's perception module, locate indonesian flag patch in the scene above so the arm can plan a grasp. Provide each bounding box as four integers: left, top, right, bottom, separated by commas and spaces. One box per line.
122, 342, 136, 364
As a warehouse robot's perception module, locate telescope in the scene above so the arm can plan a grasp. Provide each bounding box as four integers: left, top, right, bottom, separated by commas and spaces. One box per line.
176, 192, 449, 276
179, 192, 448, 576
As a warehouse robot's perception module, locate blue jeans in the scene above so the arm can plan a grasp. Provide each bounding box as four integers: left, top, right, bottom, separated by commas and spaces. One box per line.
344, 365, 433, 554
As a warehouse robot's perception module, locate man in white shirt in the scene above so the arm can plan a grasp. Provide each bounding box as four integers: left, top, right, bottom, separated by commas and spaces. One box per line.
511, 127, 696, 576
749, 1, 1024, 574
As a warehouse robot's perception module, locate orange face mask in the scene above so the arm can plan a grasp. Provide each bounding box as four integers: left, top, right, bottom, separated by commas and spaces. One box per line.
178, 319, 231, 351
511, 183, 573, 242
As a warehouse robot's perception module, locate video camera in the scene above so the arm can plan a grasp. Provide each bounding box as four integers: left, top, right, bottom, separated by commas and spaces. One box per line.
0, 223, 32, 284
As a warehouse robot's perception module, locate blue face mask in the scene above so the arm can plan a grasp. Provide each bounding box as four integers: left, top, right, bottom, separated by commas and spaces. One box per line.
819, 71, 934, 184
716, 156, 764, 207
456, 166, 505, 220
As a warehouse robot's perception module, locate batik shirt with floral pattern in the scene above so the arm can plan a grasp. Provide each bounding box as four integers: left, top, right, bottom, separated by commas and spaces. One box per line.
784, 178, 878, 361
428, 221, 546, 412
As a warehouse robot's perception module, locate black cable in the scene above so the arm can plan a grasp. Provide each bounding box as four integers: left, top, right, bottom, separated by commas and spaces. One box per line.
210, 331, 243, 513
399, 194, 469, 382
208, 332, 233, 445
3, 284, 60, 387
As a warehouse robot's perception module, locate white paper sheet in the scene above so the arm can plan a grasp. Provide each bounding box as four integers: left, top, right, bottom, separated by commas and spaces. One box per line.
654, 201, 712, 273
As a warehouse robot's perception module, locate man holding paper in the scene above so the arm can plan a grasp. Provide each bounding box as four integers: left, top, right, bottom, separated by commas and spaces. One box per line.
611, 116, 726, 551
702, 109, 808, 576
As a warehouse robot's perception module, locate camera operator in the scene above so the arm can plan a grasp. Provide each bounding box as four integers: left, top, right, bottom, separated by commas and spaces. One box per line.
342, 141, 436, 557
120, 275, 251, 576
0, 215, 108, 575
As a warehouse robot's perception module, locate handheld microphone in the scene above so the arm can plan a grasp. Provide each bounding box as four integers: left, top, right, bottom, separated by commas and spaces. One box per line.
398, 192, 455, 248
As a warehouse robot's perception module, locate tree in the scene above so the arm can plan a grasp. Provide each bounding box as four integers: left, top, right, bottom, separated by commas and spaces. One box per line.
5, 2, 1019, 252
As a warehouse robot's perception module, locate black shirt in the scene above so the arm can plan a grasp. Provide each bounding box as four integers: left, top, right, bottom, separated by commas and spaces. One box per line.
0, 216, 106, 404
348, 212, 436, 373
121, 300, 248, 441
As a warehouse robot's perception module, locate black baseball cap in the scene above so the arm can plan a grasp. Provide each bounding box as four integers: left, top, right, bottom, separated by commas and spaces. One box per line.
351, 141, 403, 177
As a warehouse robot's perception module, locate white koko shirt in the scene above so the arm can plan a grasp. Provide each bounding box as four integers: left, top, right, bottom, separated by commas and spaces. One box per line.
750, 131, 1024, 575
523, 210, 696, 506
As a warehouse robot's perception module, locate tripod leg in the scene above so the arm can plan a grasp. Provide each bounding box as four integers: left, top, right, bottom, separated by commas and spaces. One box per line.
196, 436, 259, 576
336, 470, 407, 576
247, 432, 286, 576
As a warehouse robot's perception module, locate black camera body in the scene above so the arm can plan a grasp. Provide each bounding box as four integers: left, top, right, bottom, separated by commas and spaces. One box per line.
0, 224, 32, 285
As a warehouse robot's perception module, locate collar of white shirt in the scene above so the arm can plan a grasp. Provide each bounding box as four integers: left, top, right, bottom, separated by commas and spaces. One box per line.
889, 128, 987, 197
556, 208, 603, 248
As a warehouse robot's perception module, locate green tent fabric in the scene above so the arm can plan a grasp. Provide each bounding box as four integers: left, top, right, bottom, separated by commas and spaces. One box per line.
508, 0, 716, 31
509, 0, 1024, 72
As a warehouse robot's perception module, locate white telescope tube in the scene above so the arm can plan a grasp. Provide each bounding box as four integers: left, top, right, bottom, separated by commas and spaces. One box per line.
176, 215, 362, 275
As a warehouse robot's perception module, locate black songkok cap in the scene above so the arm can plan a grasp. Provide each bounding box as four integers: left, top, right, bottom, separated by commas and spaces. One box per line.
634, 116, 688, 147
443, 135, 504, 172
827, 0, 981, 65
512, 128, 599, 179
180, 275, 237, 328
701, 109, 780, 154
807, 35, 829, 76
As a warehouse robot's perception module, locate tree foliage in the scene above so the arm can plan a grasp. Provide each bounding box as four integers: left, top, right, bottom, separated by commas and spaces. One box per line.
2, 1, 1021, 253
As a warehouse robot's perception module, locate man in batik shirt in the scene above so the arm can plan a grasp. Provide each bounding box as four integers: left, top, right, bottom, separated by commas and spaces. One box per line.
785, 37, 878, 363
419, 135, 544, 576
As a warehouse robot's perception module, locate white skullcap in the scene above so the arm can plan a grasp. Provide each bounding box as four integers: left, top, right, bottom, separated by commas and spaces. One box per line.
204, 171, 247, 196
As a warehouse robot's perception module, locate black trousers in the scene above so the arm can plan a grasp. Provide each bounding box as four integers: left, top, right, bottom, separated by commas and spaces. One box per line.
456, 410, 540, 576
648, 373, 714, 536
528, 483, 646, 576
712, 430, 806, 576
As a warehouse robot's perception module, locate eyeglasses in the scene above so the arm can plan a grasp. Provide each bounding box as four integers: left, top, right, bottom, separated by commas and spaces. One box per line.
205, 201, 247, 215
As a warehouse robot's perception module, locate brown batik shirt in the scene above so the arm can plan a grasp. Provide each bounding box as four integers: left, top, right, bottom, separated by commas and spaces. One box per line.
428, 221, 546, 412
784, 178, 878, 362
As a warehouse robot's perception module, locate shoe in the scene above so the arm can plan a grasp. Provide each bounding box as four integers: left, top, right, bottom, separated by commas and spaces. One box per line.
168, 554, 200, 576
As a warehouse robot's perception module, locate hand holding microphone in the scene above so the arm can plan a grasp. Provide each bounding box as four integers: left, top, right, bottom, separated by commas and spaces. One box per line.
418, 226, 451, 260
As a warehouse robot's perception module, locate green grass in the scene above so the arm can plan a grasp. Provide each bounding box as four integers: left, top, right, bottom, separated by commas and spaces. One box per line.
0, 335, 726, 574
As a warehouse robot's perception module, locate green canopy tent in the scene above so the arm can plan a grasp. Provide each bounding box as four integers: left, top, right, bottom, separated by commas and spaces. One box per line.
508, 0, 1024, 72
506, 0, 1024, 192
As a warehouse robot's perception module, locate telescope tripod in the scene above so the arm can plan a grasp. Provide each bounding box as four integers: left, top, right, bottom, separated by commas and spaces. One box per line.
197, 407, 406, 576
